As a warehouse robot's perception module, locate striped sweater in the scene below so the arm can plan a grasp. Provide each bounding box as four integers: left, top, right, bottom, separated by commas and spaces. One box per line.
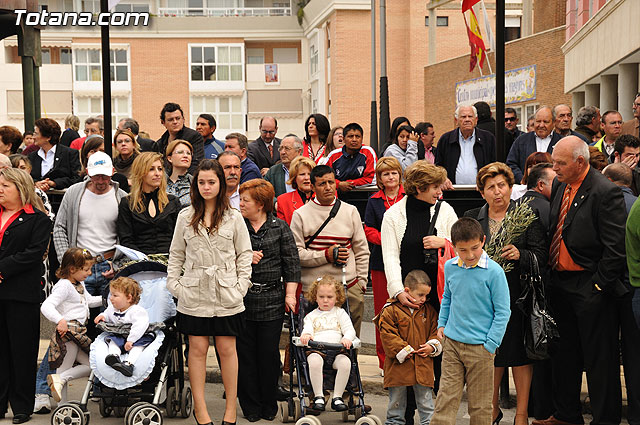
290, 198, 370, 292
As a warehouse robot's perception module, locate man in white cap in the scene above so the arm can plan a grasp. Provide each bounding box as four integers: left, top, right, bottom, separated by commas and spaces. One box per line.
35, 152, 128, 414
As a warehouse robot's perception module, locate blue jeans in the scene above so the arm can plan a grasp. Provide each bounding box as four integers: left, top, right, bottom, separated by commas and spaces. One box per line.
35, 348, 51, 395
386, 384, 434, 425
84, 260, 112, 297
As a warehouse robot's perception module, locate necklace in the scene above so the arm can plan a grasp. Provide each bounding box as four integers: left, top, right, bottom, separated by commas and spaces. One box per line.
384, 189, 400, 210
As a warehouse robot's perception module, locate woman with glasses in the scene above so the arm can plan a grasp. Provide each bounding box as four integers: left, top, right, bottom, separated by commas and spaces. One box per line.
237, 179, 300, 422
166, 139, 194, 209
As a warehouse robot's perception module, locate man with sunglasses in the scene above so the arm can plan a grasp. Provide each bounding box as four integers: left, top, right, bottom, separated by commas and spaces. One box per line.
504, 108, 524, 156
248, 116, 281, 176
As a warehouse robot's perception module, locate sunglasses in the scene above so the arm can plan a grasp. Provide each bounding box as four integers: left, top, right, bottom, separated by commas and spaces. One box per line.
505, 117, 517, 122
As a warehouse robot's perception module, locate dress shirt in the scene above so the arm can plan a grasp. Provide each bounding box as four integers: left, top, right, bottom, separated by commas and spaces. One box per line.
455, 130, 478, 185
229, 187, 240, 210
283, 165, 294, 193
38, 145, 57, 177
535, 134, 552, 153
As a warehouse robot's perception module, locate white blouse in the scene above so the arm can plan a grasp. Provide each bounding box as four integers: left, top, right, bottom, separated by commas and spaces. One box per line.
41, 279, 103, 325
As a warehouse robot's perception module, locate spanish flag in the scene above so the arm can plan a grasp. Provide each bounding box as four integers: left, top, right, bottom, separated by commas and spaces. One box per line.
462, 0, 487, 72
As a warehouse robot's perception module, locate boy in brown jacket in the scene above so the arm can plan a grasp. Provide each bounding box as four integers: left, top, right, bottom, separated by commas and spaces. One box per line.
375, 270, 442, 425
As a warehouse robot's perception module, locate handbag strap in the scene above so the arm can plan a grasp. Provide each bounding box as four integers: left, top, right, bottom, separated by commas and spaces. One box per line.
427, 201, 442, 236
305, 199, 342, 248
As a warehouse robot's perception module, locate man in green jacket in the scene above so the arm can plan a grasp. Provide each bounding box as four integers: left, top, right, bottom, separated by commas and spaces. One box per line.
264, 134, 302, 198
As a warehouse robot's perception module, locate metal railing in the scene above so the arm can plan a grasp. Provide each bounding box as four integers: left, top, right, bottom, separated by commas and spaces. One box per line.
157, 7, 291, 17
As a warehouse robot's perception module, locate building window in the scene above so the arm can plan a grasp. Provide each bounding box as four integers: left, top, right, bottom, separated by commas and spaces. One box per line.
273, 47, 297, 64
82, 0, 99, 13
75, 49, 101, 81
114, 3, 149, 12
190, 45, 242, 81
74, 96, 130, 130
75, 48, 128, 82
309, 45, 318, 76
110, 49, 128, 81
61, 48, 72, 64
425, 16, 449, 26
41, 48, 51, 64
191, 95, 244, 132
246, 48, 264, 64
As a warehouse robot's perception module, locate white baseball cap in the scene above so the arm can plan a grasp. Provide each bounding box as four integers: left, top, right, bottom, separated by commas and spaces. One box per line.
87, 152, 114, 177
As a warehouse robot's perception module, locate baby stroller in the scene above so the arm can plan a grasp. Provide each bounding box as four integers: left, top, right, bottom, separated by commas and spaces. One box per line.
280, 266, 381, 425
50, 260, 193, 425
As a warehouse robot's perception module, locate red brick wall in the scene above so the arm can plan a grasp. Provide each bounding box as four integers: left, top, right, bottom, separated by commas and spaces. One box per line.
535, 0, 566, 33
424, 27, 571, 144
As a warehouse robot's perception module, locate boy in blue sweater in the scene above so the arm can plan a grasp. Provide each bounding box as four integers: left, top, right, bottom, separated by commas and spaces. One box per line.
430, 217, 510, 425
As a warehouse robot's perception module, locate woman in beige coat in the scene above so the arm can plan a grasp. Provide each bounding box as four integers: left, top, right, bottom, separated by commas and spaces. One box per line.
167, 159, 252, 425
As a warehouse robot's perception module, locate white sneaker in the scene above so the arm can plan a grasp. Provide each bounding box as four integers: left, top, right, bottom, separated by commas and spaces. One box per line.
47, 374, 64, 402
33, 394, 51, 414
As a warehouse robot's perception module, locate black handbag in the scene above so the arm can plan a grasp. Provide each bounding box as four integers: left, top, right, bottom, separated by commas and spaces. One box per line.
422, 201, 442, 267
516, 251, 560, 361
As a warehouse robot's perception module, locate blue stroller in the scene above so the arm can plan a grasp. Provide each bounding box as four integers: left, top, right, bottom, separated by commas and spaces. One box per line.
281, 267, 382, 425
50, 260, 192, 425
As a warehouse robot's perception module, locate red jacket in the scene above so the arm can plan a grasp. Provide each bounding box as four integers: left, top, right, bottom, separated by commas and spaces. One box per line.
276, 190, 307, 225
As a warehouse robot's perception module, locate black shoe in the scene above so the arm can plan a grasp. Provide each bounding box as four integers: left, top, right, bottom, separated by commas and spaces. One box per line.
222, 421, 236, 425
12, 414, 31, 424
246, 414, 260, 423
493, 410, 504, 425
105, 354, 120, 367
311, 396, 325, 412
193, 410, 213, 425
111, 361, 134, 377
276, 385, 290, 401
331, 397, 348, 412
261, 413, 276, 421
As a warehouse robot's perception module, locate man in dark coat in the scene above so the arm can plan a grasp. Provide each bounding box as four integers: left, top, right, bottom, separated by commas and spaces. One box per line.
156, 102, 204, 174
533, 137, 625, 425
248, 116, 281, 176
506, 106, 563, 183
435, 105, 496, 185
118, 117, 157, 152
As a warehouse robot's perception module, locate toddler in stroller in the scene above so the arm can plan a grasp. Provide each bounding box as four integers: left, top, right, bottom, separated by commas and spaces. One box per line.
95, 276, 154, 377
299, 275, 356, 413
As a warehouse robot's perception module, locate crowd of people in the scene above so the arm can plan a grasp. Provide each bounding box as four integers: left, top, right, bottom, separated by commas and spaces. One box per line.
0, 94, 639, 425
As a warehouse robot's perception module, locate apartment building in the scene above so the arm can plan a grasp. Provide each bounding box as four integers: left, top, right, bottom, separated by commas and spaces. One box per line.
1, 0, 524, 143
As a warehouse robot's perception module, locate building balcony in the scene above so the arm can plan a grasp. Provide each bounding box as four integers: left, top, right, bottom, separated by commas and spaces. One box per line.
157, 6, 291, 17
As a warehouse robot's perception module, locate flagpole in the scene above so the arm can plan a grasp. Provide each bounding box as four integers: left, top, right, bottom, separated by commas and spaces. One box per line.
100, 0, 112, 156
495, 0, 505, 161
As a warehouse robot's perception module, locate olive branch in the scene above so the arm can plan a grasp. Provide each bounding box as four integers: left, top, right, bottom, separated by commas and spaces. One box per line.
485, 197, 536, 273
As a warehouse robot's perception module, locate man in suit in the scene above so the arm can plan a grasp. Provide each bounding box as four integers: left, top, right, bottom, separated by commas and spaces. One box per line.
248, 116, 281, 176
29, 117, 81, 191
118, 117, 157, 152
264, 134, 302, 198
573, 106, 601, 143
533, 137, 625, 425
156, 102, 204, 174
504, 107, 524, 156
506, 106, 563, 183
435, 105, 496, 184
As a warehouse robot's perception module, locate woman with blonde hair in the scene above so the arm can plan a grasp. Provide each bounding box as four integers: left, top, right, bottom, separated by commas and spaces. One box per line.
381, 161, 458, 396
0, 167, 52, 424
117, 152, 181, 255
113, 128, 140, 179
463, 162, 547, 425
276, 156, 316, 225
165, 139, 194, 209
364, 156, 405, 370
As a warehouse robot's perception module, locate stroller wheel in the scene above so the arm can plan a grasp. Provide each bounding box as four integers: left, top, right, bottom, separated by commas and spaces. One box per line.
165, 388, 177, 418
368, 415, 383, 425
355, 417, 378, 425
341, 410, 350, 422
124, 402, 148, 424
127, 403, 162, 425
295, 416, 321, 425
98, 399, 112, 418
352, 407, 363, 420
279, 400, 299, 423
51, 403, 86, 425
180, 386, 193, 418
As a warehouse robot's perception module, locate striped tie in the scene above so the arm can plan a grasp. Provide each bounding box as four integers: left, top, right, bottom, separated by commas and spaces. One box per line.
549, 185, 571, 269
268, 144, 273, 159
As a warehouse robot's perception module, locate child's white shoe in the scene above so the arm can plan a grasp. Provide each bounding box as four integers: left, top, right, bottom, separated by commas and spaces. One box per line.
47, 374, 64, 402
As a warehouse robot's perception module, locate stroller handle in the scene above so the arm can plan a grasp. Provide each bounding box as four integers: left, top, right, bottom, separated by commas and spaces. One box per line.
292, 336, 361, 350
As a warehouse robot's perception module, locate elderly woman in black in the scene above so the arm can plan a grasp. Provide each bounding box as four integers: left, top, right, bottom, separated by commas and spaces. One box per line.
464, 162, 547, 425
0, 168, 52, 424
237, 179, 300, 422
117, 152, 181, 255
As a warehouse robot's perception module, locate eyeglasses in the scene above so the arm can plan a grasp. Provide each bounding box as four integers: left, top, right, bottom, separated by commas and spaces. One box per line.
505, 117, 517, 122
261, 130, 276, 135
278, 146, 294, 152
633, 103, 640, 108
173, 150, 192, 156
